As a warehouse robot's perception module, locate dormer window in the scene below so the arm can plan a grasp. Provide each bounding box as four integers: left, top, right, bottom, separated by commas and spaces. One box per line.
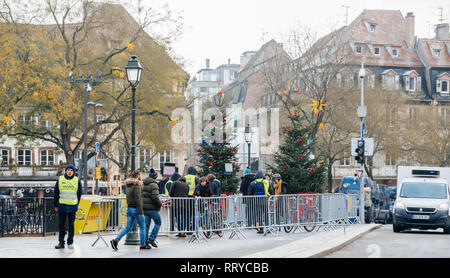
392, 48, 399, 57
356, 45, 363, 55
436, 72, 450, 94
369, 23, 376, 33
433, 49, 441, 58
374, 47, 381, 56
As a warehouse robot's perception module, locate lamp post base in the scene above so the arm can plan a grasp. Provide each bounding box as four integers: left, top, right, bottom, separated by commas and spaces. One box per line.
124, 223, 141, 245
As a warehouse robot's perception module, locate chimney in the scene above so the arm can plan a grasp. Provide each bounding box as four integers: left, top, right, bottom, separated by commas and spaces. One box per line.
435, 23, 450, 40
228, 59, 231, 65
405, 12, 415, 49
206, 58, 210, 69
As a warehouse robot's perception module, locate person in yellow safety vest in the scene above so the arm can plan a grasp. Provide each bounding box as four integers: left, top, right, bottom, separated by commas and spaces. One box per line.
248, 171, 274, 196
185, 166, 200, 197
165, 173, 181, 195
53, 164, 82, 249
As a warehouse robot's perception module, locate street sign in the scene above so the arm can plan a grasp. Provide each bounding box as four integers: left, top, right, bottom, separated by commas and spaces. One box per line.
351, 138, 374, 156
357, 105, 367, 118
95, 142, 100, 154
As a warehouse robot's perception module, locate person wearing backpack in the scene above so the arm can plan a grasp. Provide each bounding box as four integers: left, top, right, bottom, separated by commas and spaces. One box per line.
207, 174, 221, 197
248, 171, 272, 233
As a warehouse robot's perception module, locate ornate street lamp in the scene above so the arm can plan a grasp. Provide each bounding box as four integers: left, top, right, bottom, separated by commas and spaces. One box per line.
124, 55, 143, 245
244, 124, 252, 171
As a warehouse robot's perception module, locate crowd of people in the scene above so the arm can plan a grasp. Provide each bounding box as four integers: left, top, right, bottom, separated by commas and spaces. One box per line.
54, 163, 288, 251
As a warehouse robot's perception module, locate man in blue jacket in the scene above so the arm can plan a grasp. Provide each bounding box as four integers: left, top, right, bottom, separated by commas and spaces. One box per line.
54, 164, 82, 249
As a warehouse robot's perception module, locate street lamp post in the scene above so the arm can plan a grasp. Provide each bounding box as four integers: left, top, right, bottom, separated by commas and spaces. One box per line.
69, 70, 102, 194
87, 102, 103, 195
358, 63, 366, 224
124, 55, 142, 245
244, 124, 252, 171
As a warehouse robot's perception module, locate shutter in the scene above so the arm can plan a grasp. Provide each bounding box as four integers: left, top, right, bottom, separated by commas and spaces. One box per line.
417, 76, 422, 91
382, 75, 386, 89
395, 75, 400, 90
437, 80, 441, 93
370, 75, 375, 88
336, 73, 341, 86
404, 76, 409, 91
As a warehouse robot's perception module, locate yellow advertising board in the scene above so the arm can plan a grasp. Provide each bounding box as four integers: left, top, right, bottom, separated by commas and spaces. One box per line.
118, 194, 127, 227
74, 196, 113, 234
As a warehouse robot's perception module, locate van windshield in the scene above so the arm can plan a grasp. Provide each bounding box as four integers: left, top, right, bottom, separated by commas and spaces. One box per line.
400, 182, 447, 199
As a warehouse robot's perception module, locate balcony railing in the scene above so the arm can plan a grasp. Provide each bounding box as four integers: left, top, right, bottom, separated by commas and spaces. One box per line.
0, 165, 64, 177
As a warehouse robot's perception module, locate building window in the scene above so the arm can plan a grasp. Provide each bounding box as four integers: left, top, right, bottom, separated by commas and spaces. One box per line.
392, 48, 399, 57
18, 149, 32, 165
139, 148, 152, 170
433, 49, 441, 58
369, 24, 376, 32
40, 150, 55, 166
374, 47, 381, 56
340, 153, 350, 166
409, 77, 415, 91
385, 154, 397, 166
356, 45, 363, 55
441, 80, 449, 94
0, 149, 9, 165
18, 114, 33, 127
200, 87, 207, 93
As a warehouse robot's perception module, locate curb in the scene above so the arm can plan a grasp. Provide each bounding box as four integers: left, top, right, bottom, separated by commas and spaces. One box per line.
309, 224, 383, 258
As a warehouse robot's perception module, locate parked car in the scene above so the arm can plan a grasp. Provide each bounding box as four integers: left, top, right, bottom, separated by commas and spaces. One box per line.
337, 175, 374, 223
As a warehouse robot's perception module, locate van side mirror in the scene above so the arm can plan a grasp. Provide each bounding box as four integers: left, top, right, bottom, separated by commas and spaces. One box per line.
390, 192, 396, 200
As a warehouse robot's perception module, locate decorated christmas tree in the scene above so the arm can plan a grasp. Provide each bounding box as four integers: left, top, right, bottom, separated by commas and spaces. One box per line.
196, 90, 240, 194
268, 112, 327, 193
197, 139, 240, 194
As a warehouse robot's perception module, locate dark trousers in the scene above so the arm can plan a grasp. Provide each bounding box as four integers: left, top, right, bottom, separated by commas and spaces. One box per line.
58, 211, 76, 245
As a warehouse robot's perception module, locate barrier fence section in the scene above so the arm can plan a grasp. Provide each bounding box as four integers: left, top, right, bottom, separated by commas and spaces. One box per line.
0, 193, 361, 241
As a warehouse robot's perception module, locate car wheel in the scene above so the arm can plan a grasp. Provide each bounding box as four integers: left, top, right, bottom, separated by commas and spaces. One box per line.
393, 224, 402, 233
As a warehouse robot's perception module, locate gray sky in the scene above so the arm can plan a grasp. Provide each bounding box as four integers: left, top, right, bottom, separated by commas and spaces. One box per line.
149, 0, 450, 77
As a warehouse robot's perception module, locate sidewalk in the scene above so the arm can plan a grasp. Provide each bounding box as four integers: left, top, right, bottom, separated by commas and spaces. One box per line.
0, 224, 381, 258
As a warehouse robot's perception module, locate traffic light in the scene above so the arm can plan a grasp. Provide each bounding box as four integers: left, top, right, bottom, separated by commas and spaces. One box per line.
355, 139, 365, 164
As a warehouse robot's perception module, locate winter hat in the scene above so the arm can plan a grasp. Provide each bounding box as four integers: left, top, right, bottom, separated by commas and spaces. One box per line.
171, 172, 181, 181
65, 164, 76, 172
244, 168, 251, 175
149, 168, 158, 179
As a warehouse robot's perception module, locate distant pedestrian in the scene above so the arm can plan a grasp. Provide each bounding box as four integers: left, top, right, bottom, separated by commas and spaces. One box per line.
248, 171, 272, 234
239, 168, 255, 196
54, 164, 82, 249
158, 175, 169, 195
142, 169, 162, 248
273, 173, 288, 195
110, 170, 150, 250
169, 173, 189, 237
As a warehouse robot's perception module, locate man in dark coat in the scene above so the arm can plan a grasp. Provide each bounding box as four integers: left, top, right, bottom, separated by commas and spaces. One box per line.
142, 169, 162, 248
169, 173, 189, 237
54, 164, 82, 249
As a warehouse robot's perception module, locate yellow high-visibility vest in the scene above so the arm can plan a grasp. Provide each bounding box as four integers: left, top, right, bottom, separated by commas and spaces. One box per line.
254, 178, 271, 196
185, 174, 196, 196
165, 180, 173, 195
58, 176, 79, 205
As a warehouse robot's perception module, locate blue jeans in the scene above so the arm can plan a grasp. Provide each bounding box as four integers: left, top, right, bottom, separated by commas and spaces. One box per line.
115, 207, 146, 246
144, 210, 161, 241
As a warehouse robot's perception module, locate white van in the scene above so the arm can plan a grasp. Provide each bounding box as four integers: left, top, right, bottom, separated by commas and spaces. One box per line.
392, 166, 450, 233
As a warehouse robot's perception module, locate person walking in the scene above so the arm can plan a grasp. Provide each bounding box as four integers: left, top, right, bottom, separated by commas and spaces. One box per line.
54, 164, 82, 249
240, 168, 255, 228
110, 170, 150, 250
169, 172, 189, 237
142, 169, 162, 248
185, 166, 199, 231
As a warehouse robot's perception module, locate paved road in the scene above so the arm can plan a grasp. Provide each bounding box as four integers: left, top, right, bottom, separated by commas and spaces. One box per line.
325, 224, 450, 258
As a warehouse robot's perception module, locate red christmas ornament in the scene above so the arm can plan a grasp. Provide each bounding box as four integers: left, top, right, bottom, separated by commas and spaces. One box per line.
219, 90, 223, 97
295, 89, 301, 94
318, 161, 324, 165
291, 112, 296, 118
208, 161, 215, 166
283, 163, 288, 170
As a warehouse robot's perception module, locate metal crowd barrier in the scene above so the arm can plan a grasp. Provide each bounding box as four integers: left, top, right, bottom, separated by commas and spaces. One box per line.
1, 193, 360, 242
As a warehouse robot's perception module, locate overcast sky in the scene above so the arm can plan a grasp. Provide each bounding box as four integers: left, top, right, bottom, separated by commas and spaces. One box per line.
147, 0, 450, 77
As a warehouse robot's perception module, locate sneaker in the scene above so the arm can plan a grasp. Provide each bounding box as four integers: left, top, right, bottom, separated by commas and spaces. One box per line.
110, 239, 118, 251
140, 245, 151, 250
68, 244, 74, 249
148, 239, 158, 248
55, 243, 65, 249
